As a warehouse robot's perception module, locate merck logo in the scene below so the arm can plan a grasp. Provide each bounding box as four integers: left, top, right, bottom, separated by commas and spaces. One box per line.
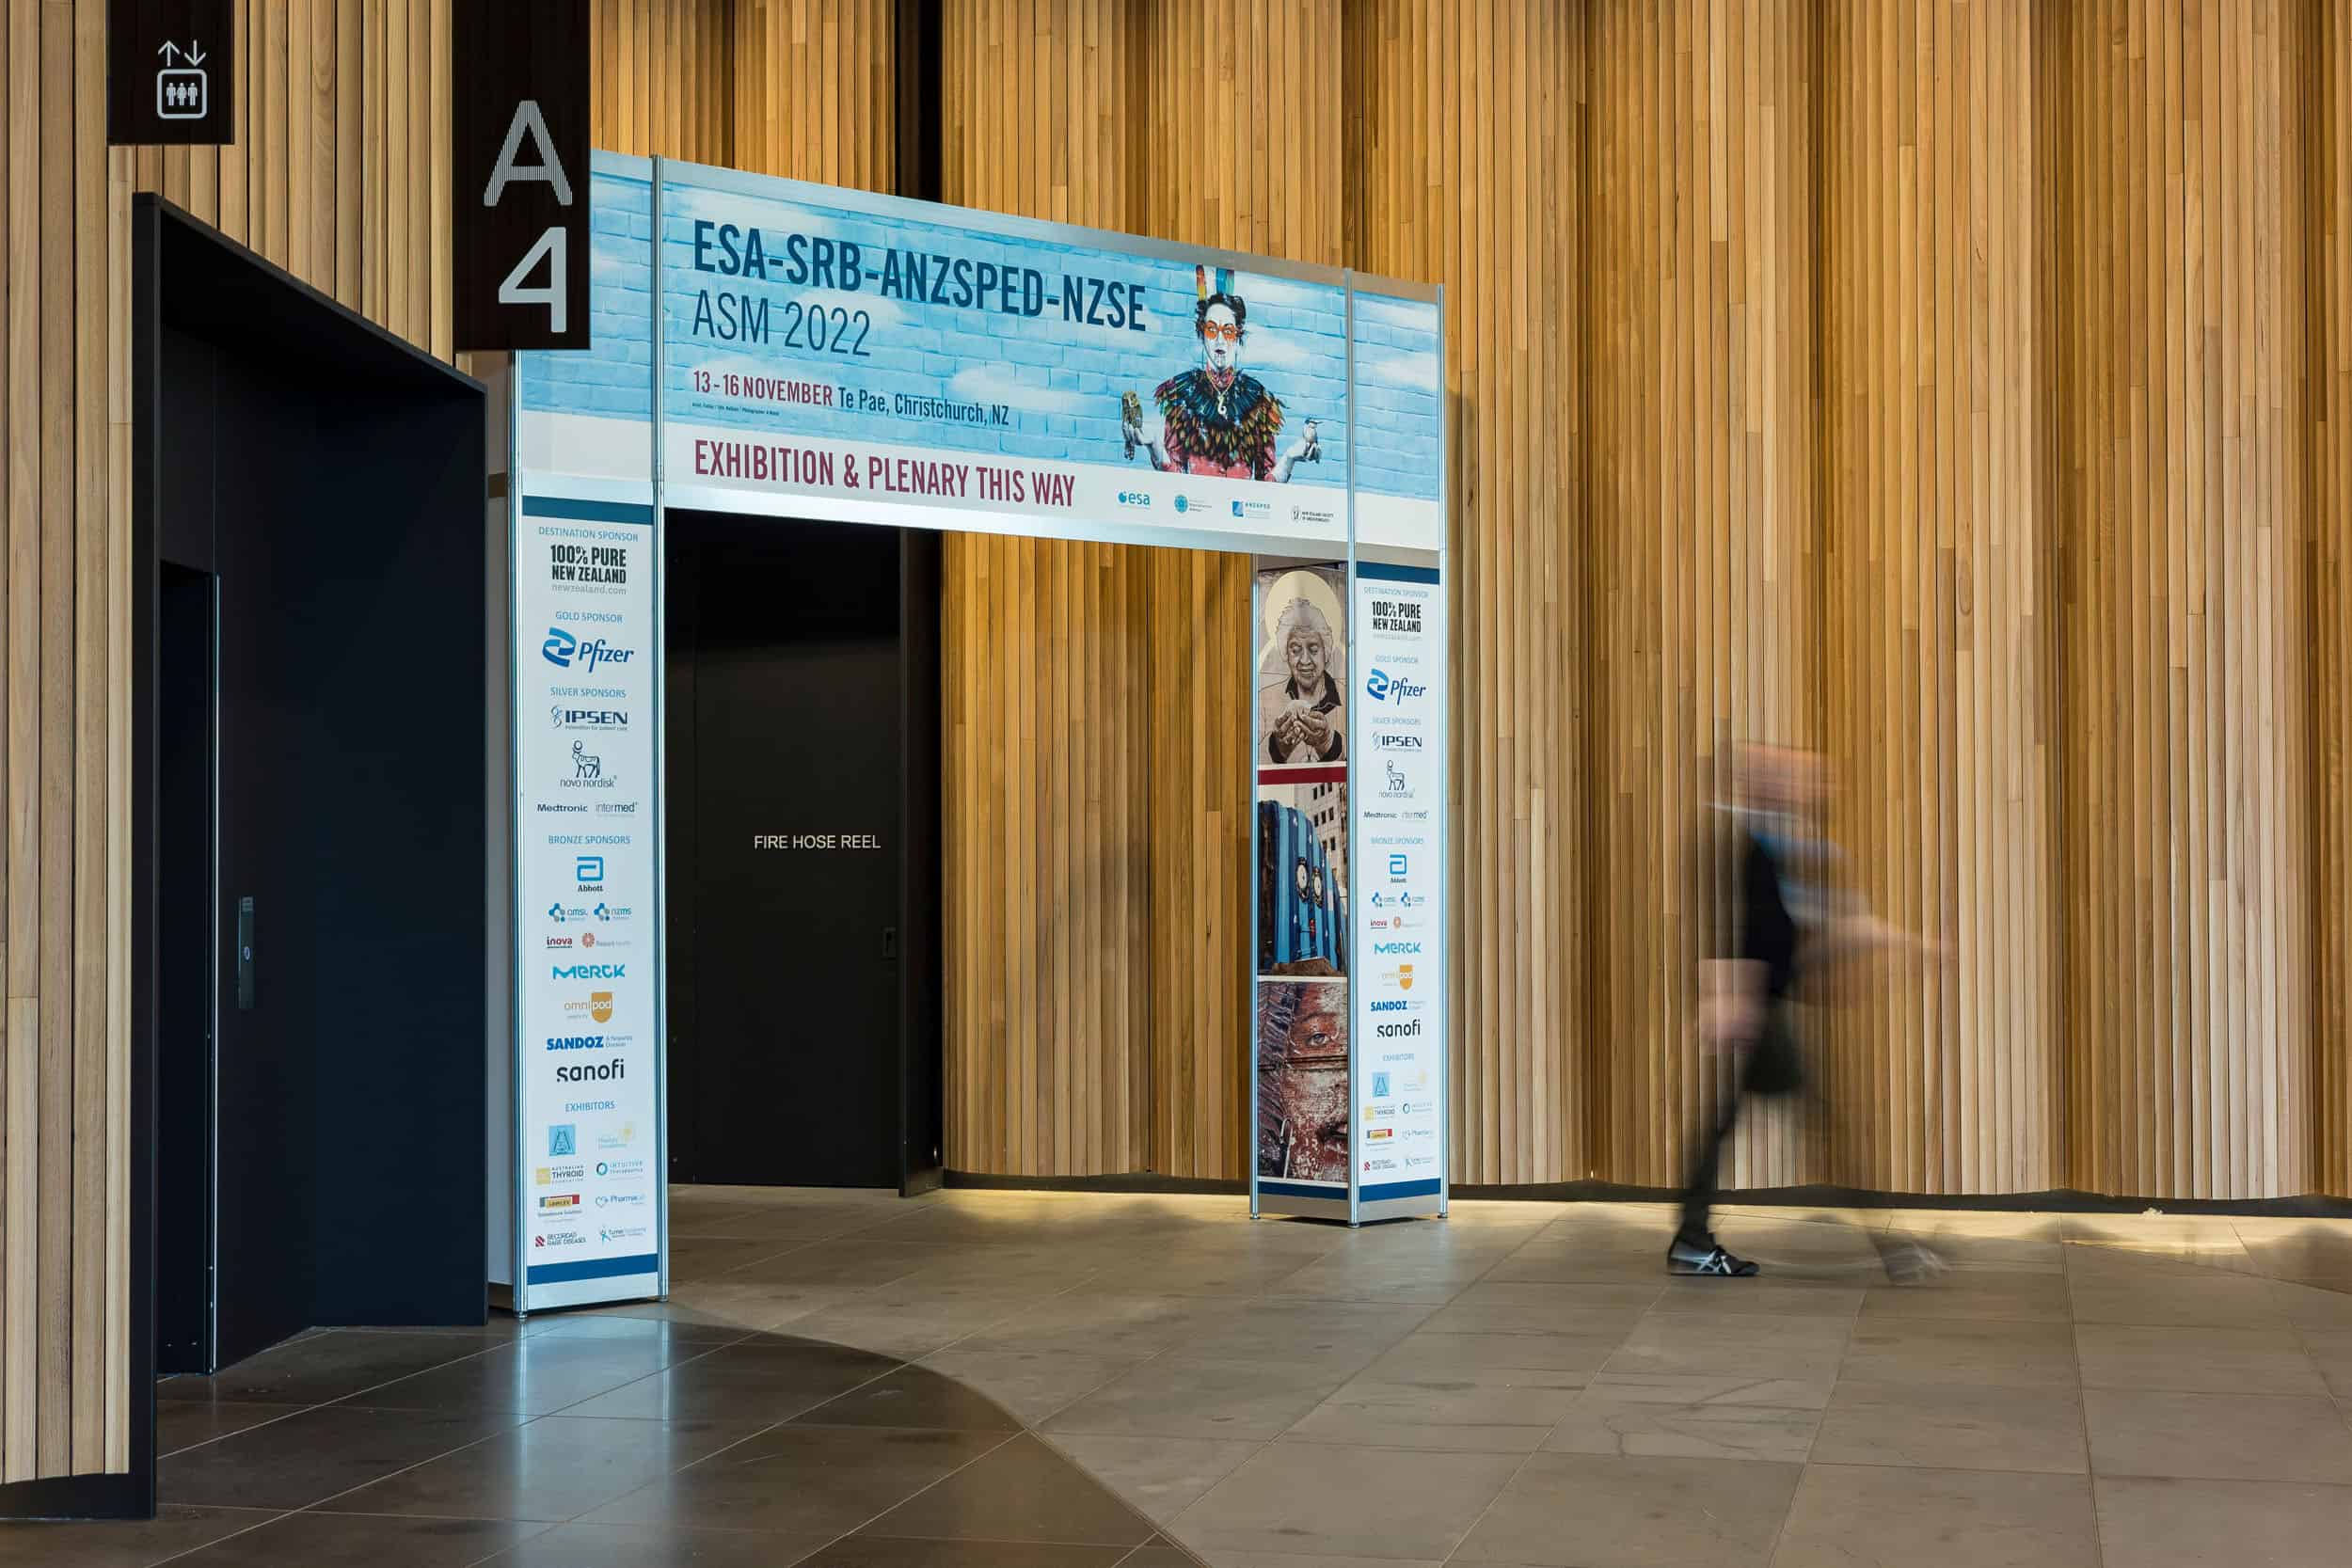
553, 962, 627, 980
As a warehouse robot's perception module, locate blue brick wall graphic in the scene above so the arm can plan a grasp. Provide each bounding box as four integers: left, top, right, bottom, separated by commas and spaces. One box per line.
524, 157, 1442, 504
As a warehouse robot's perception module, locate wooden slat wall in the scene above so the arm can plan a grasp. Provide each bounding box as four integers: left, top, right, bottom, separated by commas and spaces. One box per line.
1342, 0, 1589, 1186
2046, 0, 2315, 1199
596, 0, 738, 166
935, 1, 1338, 1180
1818, 0, 2058, 1196
731, 0, 894, 184
2316, 0, 2352, 1196
1575, 2, 1821, 1191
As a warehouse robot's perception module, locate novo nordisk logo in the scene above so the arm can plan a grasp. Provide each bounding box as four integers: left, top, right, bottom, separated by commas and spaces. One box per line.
553, 962, 627, 980
542, 627, 636, 673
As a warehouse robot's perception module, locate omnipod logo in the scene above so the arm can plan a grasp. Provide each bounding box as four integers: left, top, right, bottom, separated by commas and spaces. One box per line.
542, 626, 635, 673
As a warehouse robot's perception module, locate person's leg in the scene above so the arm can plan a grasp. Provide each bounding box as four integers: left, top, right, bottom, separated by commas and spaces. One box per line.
1670, 1078, 1759, 1275
1677, 1086, 1740, 1244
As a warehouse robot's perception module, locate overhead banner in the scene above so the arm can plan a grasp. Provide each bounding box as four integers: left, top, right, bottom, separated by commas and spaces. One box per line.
521, 153, 1444, 560
511, 496, 661, 1310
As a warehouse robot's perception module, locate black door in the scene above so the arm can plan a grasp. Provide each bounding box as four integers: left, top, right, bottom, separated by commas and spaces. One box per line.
669, 515, 905, 1188
155, 563, 216, 1374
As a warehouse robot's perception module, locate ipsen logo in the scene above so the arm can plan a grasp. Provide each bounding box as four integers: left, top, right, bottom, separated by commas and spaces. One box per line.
553, 963, 627, 981
542, 627, 636, 673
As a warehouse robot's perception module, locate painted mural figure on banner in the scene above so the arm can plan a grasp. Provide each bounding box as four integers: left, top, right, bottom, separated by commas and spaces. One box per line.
1255, 980, 1350, 1182
1122, 267, 1321, 482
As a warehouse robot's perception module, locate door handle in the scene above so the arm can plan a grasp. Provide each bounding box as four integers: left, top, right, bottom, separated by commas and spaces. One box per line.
882, 926, 898, 960
235, 896, 256, 1009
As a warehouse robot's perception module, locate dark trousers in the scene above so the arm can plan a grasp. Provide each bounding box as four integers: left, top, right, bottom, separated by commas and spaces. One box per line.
1677, 1005, 1804, 1243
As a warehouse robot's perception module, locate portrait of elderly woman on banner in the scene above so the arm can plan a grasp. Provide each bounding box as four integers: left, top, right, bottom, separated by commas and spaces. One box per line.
1254, 565, 1347, 767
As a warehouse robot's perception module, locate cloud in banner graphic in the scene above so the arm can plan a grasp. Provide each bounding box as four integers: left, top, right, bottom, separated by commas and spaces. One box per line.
1358, 347, 1440, 392
1243, 331, 1317, 372
948, 363, 1089, 415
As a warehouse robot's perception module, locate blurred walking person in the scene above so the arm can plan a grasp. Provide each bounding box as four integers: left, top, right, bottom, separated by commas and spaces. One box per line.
1668, 743, 1941, 1280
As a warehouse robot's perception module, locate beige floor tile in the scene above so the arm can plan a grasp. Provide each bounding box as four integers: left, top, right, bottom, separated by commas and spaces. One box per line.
2085, 1388, 2352, 1483
2063, 1240, 2262, 1279
1044, 1433, 1263, 1525
1606, 1310, 1854, 1382
1651, 1279, 1866, 1317
1547, 1385, 1820, 1462
1043, 1356, 1352, 1443
1856, 1271, 2074, 1323
1187, 1554, 1443, 1568
1284, 1366, 1584, 1453
2074, 1323, 2324, 1395
1811, 1381, 2088, 1473
2298, 1326, 2352, 1398
1168, 1301, 1435, 1367
778, 1289, 1036, 1359
918, 1349, 1140, 1426
1839, 1316, 2079, 1387
1420, 1281, 1658, 1337
1451, 1451, 1802, 1566
1572, 1370, 1836, 1409
1170, 1442, 1521, 1562
1772, 1464, 2098, 1567
2094, 1475, 2352, 1568
1360, 1329, 1621, 1377
1260, 1254, 1505, 1306
2068, 1275, 2289, 1328
1883, 1231, 2068, 1275
2274, 1283, 2352, 1331
952, 1294, 1225, 1361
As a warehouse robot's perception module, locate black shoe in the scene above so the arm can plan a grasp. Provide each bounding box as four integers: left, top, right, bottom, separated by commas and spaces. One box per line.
1667, 1237, 1759, 1276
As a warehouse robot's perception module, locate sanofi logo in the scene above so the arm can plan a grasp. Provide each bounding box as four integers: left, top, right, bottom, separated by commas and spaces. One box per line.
542, 627, 636, 673
552, 962, 627, 981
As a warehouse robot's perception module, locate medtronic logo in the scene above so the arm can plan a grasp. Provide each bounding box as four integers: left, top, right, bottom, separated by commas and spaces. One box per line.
553, 963, 626, 980
542, 627, 636, 673
1366, 668, 1430, 705
1117, 491, 1152, 508
546, 1035, 609, 1051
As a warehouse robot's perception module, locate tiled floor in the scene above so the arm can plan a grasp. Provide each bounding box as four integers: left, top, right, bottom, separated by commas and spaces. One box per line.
9, 1186, 2352, 1566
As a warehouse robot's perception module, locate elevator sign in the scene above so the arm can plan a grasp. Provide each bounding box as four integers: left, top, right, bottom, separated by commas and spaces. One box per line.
108, 1, 234, 146
453, 0, 591, 351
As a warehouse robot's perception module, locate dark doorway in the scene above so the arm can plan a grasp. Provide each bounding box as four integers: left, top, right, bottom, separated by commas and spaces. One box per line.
155, 563, 215, 1375
136, 197, 491, 1396
666, 512, 940, 1191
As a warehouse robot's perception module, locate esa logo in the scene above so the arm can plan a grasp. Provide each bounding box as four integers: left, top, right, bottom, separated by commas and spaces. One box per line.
553, 962, 627, 981
542, 627, 636, 673
1117, 491, 1152, 509
1366, 668, 1430, 705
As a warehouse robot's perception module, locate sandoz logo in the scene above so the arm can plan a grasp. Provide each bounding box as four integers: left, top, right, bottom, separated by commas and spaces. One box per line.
545, 1036, 609, 1051
542, 627, 636, 673
1369, 1000, 1412, 1013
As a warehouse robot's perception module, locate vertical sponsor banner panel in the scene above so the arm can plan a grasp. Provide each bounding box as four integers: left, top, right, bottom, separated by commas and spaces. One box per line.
1251, 564, 1353, 1219
513, 494, 662, 1308
1352, 562, 1446, 1220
